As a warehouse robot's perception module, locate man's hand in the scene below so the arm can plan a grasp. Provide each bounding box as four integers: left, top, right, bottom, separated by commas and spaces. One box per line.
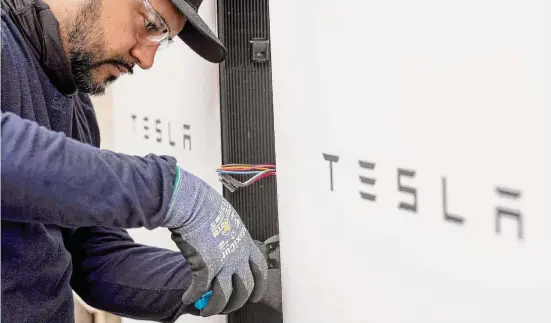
164, 167, 268, 316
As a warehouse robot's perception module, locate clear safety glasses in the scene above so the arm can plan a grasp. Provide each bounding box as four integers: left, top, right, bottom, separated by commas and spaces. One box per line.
136, 0, 174, 50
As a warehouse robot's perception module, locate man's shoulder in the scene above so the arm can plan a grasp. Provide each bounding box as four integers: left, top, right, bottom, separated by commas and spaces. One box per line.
1, 8, 37, 70
1, 8, 20, 50
1, 0, 29, 42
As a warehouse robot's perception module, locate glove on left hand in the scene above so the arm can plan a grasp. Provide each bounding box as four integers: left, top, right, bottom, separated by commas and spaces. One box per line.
165, 167, 268, 316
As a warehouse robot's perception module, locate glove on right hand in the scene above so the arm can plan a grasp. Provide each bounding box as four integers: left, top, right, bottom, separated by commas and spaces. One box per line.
165, 167, 268, 316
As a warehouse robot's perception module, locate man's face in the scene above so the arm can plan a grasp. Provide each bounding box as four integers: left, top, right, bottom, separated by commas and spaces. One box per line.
66, 0, 186, 95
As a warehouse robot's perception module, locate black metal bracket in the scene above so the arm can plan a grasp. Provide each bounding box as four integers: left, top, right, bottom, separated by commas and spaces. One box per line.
250, 38, 270, 63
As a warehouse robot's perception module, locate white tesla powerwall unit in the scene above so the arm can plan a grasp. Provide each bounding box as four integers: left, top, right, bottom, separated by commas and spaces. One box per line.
270, 0, 550, 322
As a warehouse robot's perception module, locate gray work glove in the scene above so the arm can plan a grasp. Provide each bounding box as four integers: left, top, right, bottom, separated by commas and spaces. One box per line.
164, 166, 268, 316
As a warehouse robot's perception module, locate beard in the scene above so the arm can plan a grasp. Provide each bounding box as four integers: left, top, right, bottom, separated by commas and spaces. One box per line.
65, 0, 133, 95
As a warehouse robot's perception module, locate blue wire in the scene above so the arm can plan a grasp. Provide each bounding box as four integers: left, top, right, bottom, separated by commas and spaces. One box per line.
216, 170, 263, 175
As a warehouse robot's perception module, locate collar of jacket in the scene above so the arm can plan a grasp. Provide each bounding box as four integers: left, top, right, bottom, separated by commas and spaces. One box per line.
1, 0, 78, 96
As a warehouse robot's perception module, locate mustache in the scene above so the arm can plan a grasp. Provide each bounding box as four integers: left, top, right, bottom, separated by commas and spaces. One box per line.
91, 59, 135, 74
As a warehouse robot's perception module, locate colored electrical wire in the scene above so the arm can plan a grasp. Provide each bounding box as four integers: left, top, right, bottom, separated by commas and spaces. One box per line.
242, 169, 274, 185
216, 164, 276, 191
217, 165, 275, 171
217, 170, 265, 175
252, 171, 275, 183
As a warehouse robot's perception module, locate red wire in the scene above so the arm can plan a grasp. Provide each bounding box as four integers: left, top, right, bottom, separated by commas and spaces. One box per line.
219, 167, 271, 171
252, 171, 276, 183
219, 164, 276, 171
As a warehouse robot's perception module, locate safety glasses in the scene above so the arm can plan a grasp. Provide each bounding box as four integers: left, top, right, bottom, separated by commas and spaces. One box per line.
136, 0, 174, 50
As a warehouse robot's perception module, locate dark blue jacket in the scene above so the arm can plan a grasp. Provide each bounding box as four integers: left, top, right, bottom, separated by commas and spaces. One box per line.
1, 0, 195, 322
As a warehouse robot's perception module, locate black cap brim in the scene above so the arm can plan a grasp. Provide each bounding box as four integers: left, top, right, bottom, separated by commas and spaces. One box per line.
171, 0, 227, 63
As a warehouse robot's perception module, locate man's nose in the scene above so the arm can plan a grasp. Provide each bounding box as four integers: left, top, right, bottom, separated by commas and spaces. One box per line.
131, 43, 159, 70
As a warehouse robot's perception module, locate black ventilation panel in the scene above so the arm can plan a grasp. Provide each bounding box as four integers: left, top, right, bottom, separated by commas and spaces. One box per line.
217, 0, 282, 322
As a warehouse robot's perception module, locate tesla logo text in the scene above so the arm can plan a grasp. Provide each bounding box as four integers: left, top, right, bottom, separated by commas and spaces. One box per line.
323, 153, 524, 241
130, 113, 192, 151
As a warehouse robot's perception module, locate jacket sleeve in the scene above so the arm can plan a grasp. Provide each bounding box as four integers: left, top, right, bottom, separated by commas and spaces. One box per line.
1, 111, 176, 229
63, 226, 199, 322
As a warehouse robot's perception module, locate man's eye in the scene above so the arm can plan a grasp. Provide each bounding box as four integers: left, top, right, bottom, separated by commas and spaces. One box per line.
144, 19, 158, 32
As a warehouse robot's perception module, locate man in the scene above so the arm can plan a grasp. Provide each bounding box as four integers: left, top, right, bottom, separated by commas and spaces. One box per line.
0, 0, 281, 322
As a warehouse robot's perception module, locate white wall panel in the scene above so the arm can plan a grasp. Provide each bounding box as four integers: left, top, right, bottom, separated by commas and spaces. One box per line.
270, 0, 550, 322
110, 1, 226, 322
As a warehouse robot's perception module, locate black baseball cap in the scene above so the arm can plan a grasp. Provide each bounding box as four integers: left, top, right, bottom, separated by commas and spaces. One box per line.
171, 0, 227, 63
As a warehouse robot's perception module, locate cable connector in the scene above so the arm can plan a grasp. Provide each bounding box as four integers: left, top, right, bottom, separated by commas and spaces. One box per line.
218, 174, 241, 192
